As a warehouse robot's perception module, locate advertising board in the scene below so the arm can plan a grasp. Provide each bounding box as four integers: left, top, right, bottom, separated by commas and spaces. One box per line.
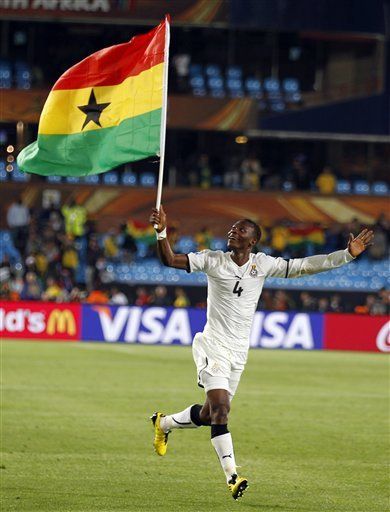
324, 314, 389, 352
0, 301, 81, 340
81, 305, 323, 350
1, 301, 387, 352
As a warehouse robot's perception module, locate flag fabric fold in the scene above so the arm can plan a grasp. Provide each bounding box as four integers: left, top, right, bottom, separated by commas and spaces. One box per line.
17, 17, 170, 177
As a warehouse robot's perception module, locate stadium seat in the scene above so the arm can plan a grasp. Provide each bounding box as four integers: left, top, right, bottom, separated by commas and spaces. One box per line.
189, 64, 203, 77
226, 78, 244, 98
103, 171, 119, 185
15, 61, 32, 90
0, 163, 8, 182
0, 60, 12, 89
140, 172, 156, 187
263, 77, 282, 100
207, 76, 225, 98
269, 100, 286, 112
371, 181, 389, 195
121, 171, 137, 186
175, 236, 197, 253
210, 238, 226, 251
66, 176, 80, 184
245, 77, 263, 99
226, 66, 243, 80
10, 167, 30, 182
205, 64, 222, 78
282, 180, 294, 191
336, 180, 351, 194
189, 75, 207, 96
353, 180, 370, 195
0, 230, 21, 264
47, 175, 62, 183
83, 174, 99, 184
282, 78, 302, 103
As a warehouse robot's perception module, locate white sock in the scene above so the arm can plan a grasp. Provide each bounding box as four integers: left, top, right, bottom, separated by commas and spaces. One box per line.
211, 432, 237, 482
160, 405, 200, 432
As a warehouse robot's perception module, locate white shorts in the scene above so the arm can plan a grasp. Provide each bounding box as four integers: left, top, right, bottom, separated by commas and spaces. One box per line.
192, 332, 247, 399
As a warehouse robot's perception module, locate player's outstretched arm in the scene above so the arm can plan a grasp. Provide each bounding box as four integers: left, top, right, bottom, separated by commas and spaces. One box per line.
149, 206, 190, 270
267, 228, 374, 278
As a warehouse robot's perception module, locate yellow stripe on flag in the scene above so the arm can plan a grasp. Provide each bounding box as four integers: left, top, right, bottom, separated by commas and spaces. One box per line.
39, 63, 163, 135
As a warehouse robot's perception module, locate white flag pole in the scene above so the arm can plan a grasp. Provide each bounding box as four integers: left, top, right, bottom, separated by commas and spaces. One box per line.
155, 15, 170, 212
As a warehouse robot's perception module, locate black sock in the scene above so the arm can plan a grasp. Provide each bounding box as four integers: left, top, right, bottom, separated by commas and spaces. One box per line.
190, 404, 210, 426
211, 424, 229, 438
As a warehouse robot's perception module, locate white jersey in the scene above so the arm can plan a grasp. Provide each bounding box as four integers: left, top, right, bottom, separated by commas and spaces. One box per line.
188, 249, 354, 353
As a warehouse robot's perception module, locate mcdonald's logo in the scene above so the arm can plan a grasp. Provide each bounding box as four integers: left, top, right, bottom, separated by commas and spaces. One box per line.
47, 309, 76, 336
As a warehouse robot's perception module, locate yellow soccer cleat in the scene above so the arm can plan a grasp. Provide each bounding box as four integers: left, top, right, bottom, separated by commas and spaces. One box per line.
228, 474, 248, 500
150, 412, 170, 456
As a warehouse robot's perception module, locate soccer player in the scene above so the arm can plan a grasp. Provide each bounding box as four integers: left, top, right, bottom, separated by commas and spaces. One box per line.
149, 206, 373, 500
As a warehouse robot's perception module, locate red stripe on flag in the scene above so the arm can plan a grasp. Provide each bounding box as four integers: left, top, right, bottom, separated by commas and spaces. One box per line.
53, 20, 166, 90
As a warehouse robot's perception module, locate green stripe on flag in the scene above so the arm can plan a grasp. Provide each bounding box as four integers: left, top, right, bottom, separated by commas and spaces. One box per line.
17, 108, 162, 177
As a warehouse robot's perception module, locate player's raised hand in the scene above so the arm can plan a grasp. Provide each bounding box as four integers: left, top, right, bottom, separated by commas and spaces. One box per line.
149, 205, 167, 233
347, 228, 374, 257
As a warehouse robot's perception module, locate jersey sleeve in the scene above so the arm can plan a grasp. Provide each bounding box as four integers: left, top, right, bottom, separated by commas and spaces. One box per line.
264, 249, 355, 278
187, 249, 213, 273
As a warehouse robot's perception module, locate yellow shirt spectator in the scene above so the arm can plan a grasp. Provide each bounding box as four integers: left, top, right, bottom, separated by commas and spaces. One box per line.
316, 167, 336, 194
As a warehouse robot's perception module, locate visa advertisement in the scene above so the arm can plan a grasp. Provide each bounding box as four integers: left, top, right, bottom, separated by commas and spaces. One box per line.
0, 302, 388, 352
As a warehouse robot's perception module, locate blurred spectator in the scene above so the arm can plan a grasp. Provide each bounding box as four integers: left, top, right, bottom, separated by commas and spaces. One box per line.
86, 237, 103, 291
135, 286, 151, 306
151, 285, 170, 306
258, 289, 273, 310
198, 154, 212, 189
195, 227, 213, 251
172, 53, 190, 92
68, 286, 86, 302
104, 230, 119, 260
7, 199, 30, 256
299, 291, 317, 311
62, 200, 87, 238
168, 221, 180, 248
368, 225, 388, 260
20, 272, 41, 301
119, 223, 137, 262
318, 297, 330, 313
329, 294, 344, 313
86, 286, 109, 304
270, 224, 289, 256
9, 274, 24, 301
62, 241, 79, 277
173, 287, 190, 308
224, 157, 241, 189
34, 250, 49, 278
110, 286, 128, 305
273, 290, 294, 311
316, 166, 337, 194
241, 155, 263, 191
41, 276, 64, 302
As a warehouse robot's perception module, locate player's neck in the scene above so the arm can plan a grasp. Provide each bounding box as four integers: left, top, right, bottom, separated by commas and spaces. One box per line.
230, 249, 251, 266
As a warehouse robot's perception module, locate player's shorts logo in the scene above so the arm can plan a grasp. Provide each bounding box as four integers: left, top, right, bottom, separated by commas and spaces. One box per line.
47, 309, 76, 336
249, 265, 258, 277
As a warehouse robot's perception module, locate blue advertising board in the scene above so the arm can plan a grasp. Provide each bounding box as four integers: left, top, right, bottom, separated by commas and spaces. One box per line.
81, 305, 323, 350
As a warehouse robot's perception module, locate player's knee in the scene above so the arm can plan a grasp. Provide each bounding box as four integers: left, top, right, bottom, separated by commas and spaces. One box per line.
209, 401, 230, 423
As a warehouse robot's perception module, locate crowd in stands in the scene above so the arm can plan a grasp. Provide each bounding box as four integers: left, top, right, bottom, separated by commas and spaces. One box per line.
1, 197, 388, 316
173, 151, 389, 193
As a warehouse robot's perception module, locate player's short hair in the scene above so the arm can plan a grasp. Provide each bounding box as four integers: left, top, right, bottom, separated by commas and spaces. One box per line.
243, 219, 262, 243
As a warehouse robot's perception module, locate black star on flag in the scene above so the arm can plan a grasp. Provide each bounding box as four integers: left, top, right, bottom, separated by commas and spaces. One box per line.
78, 89, 110, 130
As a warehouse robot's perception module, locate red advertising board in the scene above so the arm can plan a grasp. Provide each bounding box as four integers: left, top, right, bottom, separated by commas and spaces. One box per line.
324, 313, 389, 352
0, 301, 81, 341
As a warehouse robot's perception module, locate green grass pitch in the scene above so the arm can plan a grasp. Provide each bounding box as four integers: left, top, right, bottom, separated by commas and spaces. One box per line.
1, 340, 388, 512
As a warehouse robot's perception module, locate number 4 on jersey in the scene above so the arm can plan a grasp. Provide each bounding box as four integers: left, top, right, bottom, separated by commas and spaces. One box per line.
233, 281, 243, 297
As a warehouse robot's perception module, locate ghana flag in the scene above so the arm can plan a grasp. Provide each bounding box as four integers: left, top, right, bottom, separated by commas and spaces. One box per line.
17, 17, 170, 177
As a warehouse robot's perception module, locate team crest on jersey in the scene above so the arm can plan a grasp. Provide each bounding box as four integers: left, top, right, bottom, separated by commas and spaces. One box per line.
250, 265, 258, 277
